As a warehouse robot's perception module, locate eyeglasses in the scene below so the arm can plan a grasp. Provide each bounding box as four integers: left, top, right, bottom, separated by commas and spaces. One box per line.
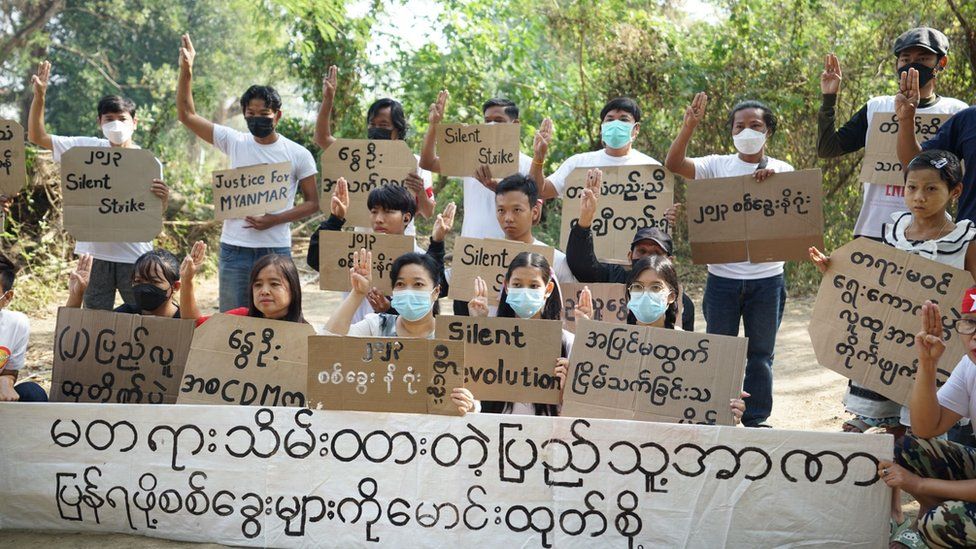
954, 318, 976, 336
628, 283, 668, 295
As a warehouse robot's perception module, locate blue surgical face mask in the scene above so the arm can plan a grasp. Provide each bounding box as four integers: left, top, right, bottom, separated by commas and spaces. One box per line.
391, 289, 434, 321
601, 120, 635, 149
627, 290, 669, 324
506, 287, 547, 319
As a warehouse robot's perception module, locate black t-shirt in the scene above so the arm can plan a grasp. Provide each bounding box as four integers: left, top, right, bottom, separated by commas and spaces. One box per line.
921, 106, 976, 224
113, 303, 181, 318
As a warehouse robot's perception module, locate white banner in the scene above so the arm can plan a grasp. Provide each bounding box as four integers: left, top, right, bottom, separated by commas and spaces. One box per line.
0, 403, 889, 547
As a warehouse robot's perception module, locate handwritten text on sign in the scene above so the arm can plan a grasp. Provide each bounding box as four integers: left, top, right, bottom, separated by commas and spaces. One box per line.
687, 168, 824, 264
0, 119, 27, 196
0, 402, 890, 547
177, 314, 316, 407
563, 318, 746, 425
60, 147, 162, 242
559, 165, 675, 264
211, 162, 293, 221
307, 336, 464, 415
317, 231, 415, 291
447, 237, 555, 304
809, 238, 974, 405
320, 139, 418, 228
561, 282, 628, 333
50, 308, 195, 404
435, 123, 520, 178
861, 112, 949, 186
435, 316, 563, 404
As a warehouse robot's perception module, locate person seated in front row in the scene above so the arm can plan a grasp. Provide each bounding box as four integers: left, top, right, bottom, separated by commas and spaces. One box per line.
0, 253, 46, 402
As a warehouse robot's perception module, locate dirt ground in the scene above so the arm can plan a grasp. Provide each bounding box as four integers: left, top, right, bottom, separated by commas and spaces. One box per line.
1, 270, 912, 546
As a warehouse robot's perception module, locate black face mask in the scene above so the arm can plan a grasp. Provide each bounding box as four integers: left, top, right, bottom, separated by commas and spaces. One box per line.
367, 127, 394, 140
133, 284, 170, 312
245, 116, 276, 138
898, 62, 937, 89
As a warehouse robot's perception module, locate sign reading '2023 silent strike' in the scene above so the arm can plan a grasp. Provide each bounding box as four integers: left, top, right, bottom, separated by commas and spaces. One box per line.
0, 118, 27, 196
447, 237, 555, 304
211, 161, 293, 221
60, 147, 163, 242
317, 231, 415, 291
434, 122, 520, 178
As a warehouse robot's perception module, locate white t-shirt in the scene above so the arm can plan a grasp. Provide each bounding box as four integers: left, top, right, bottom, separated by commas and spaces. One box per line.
51, 136, 155, 263
854, 95, 969, 238
212, 125, 318, 248
532, 238, 577, 285
937, 354, 976, 422
0, 309, 29, 372
461, 153, 534, 239
692, 154, 794, 280
548, 149, 661, 196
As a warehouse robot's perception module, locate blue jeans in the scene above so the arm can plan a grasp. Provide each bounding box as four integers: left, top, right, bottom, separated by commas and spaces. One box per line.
218, 243, 291, 312
702, 273, 786, 426
15, 381, 48, 402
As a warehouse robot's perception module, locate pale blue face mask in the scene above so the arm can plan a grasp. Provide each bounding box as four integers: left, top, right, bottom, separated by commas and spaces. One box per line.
627, 290, 669, 324
391, 289, 434, 321
506, 287, 548, 319
601, 120, 635, 149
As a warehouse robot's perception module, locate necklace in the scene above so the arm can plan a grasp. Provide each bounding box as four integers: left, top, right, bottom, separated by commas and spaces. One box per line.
907, 216, 952, 242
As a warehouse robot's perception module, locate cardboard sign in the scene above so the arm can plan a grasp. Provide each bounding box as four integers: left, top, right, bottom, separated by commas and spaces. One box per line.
558, 165, 675, 264
177, 314, 315, 407
434, 122, 520, 177
809, 238, 974, 404
0, 402, 891, 547
306, 336, 464, 415
0, 119, 27, 196
211, 161, 293, 220
320, 139, 418, 228
687, 168, 824, 264
435, 316, 563, 404
562, 318, 747, 425
60, 146, 162, 242
447, 237, 555, 303
317, 231, 415, 291
49, 308, 195, 404
861, 112, 949, 186
561, 282, 629, 333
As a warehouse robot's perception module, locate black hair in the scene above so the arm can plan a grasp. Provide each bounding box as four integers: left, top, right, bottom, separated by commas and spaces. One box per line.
132, 249, 181, 287
390, 252, 441, 316
367, 185, 417, 220
496, 252, 562, 321
905, 149, 963, 189
727, 100, 777, 137
495, 173, 539, 205
247, 254, 305, 323
0, 253, 16, 293
97, 95, 136, 118
367, 98, 408, 139
600, 97, 641, 123
240, 85, 282, 113
482, 98, 519, 120
625, 255, 680, 329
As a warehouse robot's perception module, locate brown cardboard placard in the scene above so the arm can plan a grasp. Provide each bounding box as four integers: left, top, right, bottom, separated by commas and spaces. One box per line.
560, 282, 629, 333
860, 112, 950, 186
558, 165, 675, 264
49, 307, 195, 404
317, 231, 416, 291
447, 237, 555, 304
0, 119, 27, 196
306, 336, 464, 415
211, 161, 293, 220
808, 238, 974, 405
434, 122, 520, 178
562, 318, 746, 425
177, 314, 315, 407
435, 316, 563, 404
60, 146, 163, 242
687, 168, 824, 264
320, 139, 419, 228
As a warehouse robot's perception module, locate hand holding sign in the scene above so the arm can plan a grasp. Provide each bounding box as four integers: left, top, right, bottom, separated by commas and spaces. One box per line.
350, 248, 372, 295
451, 387, 476, 416
469, 276, 490, 317
330, 177, 349, 219
754, 168, 776, 182
683, 92, 708, 130
821, 53, 842, 95
432, 202, 456, 242
896, 67, 920, 122
322, 65, 338, 101
916, 300, 947, 366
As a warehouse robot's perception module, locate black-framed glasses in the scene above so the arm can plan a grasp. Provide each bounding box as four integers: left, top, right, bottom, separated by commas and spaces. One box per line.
954, 318, 976, 336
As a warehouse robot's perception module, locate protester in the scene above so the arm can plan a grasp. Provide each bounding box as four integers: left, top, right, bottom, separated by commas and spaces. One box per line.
176, 34, 319, 312
27, 60, 169, 311
468, 252, 571, 415
0, 254, 46, 402
665, 92, 790, 428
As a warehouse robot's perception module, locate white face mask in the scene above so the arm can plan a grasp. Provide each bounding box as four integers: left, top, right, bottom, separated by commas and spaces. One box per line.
732, 128, 766, 155
101, 120, 134, 145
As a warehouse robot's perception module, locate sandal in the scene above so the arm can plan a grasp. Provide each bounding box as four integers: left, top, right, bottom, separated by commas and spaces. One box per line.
891, 527, 925, 549
890, 517, 910, 538
843, 417, 871, 433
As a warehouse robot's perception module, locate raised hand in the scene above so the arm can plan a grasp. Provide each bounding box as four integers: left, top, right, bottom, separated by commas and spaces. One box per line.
180, 240, 207, 281
578, 169, 602, 228
366, 288, 391, 313
895, 67, 920, 122
322, 65, 338, 101
474, 165, 496, 192
179, 34, 195, 71
808, 246, 830, 273
31, 60, 51, 96
683, 92, 707, 130
428, 90, 449, 126
330, 177, 349, 219
404, 172, 425, 197
469, 276, 490, 317
915, 300, 946, 365
821, 53, 842, 95
663, 203, 682, 229
349, 248, 373, 295
432, 202, 456, 242
575, 285, 593, 321
533, 117, 553, 159
69, 254, 93, 297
